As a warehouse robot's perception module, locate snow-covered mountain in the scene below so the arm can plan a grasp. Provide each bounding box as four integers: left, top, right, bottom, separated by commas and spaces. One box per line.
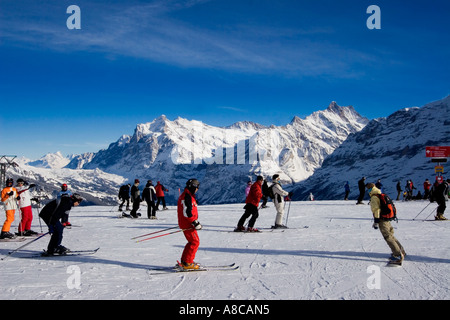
291, 95, 450, 201
26, 151, 73, 169
65, 102, 368, 204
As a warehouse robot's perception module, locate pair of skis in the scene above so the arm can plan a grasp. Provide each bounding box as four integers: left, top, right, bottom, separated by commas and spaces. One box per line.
147, 262, 239, 275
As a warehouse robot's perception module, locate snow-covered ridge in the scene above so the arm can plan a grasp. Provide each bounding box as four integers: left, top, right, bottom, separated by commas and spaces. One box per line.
291, 95, 450, 201
8, 101, 368, 205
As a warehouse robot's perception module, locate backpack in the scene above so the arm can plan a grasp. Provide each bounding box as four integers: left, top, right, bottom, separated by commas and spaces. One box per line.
267, 184, 275, 200
377, 193, 397, 221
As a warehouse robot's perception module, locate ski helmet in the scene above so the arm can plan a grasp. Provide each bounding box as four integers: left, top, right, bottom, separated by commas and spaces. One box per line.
6, 178, 13, 187
186, 179, 200, 192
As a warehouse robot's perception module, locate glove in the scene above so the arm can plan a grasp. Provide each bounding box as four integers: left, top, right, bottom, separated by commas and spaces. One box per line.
29, 184, 36, 188
288, 191, 294, 197
8, 191, 13, 196
372, 218, 380, 229
48, 225, 55, 234
192, 220, 202, 230
16, 196, 20, 200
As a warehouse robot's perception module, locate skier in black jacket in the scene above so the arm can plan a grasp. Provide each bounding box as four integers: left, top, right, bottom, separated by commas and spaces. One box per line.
39, 194, 83, 255
130, 179, 141, 218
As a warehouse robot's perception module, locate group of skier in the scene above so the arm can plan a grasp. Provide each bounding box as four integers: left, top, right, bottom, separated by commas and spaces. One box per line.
118, 180, 169, 219
2, 172, 448, 268
1, 179, 83, 256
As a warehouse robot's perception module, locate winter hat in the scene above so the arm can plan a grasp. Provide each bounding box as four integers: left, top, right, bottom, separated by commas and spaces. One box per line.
134, 179, 140, 184
365, 183, 375, 189
256, 175, 264, 181
71, 193, 83, 204
272, 174, 280, 181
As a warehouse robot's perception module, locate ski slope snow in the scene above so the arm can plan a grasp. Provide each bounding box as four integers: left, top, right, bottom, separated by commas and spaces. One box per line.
0, 200, 449, 300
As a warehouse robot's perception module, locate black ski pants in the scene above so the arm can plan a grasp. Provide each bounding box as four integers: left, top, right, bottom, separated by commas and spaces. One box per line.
238, 204, 259, 228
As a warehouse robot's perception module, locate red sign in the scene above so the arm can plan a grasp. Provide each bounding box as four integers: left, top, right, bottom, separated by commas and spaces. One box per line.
426, 146, 450, 158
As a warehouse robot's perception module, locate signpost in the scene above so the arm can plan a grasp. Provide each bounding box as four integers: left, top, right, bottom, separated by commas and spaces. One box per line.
426, 147, 449, 182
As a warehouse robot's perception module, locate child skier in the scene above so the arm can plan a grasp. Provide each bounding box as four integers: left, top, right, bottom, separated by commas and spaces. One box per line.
1, 178, 19, 239
177, 179, 202, 270
366, 183, 405, 266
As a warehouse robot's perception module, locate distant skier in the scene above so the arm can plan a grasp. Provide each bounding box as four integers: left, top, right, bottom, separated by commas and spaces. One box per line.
235, 176, 264, 232
57, 183, 72, 198
39, 194, 83, 255
261, 179, 269, 208
344, 181, 350, 200
396, 181, 402, 201
356, 177, 365, 204
245, 181, 251, 197
375, 179, 383, 193
177, 179, 202, 270
155, 181, 169, 210
118, 184, 131, 211
130, 179, 141, 218
271, 174, 291, 229
366, 183, 405, 266
1, 178, 20, 239
142, 180, 157, 219
16, 178, 38, 236
423, 179, 432, 200
434, 179, 449, 220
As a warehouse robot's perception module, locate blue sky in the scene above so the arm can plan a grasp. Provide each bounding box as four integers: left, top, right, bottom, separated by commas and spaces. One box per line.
1, 0, 449, 160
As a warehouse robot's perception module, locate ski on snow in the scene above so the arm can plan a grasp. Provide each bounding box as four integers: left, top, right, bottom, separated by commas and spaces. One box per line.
26, 247, 100, 258
147, 263, 239, 275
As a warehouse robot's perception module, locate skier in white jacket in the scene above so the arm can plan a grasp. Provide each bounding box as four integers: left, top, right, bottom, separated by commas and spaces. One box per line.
271, 174, 291, 229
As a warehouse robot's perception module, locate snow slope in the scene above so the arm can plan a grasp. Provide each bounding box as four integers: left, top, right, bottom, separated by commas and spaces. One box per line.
1, 200, 449, 300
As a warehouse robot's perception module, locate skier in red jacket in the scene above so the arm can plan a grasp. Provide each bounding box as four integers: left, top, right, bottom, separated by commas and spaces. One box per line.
235, 176, 264, 232
177, 179, 202, 270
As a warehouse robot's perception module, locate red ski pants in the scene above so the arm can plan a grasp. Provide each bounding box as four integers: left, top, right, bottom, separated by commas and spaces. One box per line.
181, 229, 200, 264
18, 206, 33, 232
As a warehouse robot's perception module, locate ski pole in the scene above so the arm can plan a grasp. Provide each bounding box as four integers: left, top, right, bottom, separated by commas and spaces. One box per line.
285, 200, 292, 227
136, 228, 191, 243
1, 232, 49, 261
412, 202, 432, 220
423, 207, 437, 221
131, 226, 179, 240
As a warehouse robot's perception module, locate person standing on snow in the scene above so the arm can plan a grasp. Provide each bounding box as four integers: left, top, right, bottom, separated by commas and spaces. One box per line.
56, 183, 74, 227
118, 184, 131, 212
271, 174, 292, 229
356, 177, 366, 204
423, 179, 432, 200
235, 175, 264, 232
1, 178, 20, 239
177, 179, 202, 270
142, 180, 157, 219
39, 194, 83, 255
396, 181, 402, 200
57, 183, 72, 198
344, 181, 350, 200
155, 181, 169, 210
434, 179, 449, 220
261, 179, 269, 208
366, 183, 405, 266
16, 178, 38, 236
130, 179, 141, 218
